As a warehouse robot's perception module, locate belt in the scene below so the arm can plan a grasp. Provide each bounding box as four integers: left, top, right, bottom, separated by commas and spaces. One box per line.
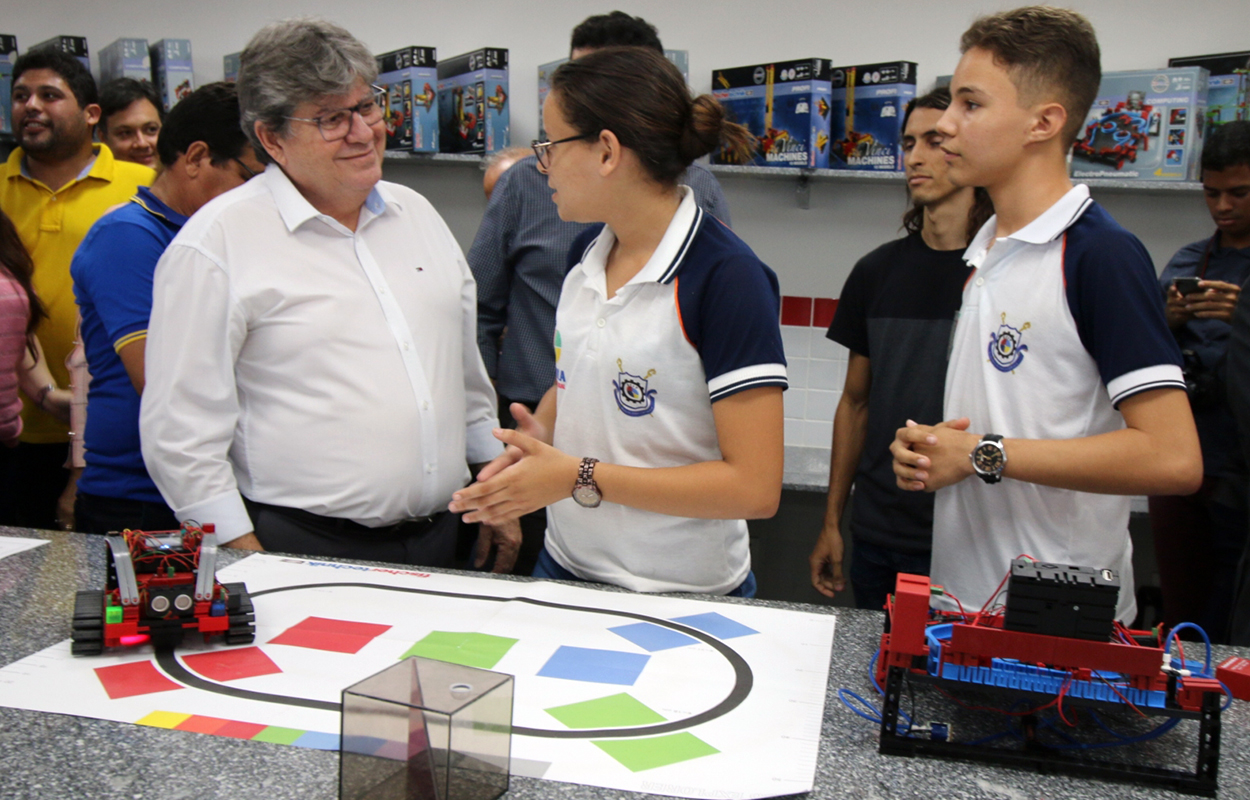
244, 499, 445, 541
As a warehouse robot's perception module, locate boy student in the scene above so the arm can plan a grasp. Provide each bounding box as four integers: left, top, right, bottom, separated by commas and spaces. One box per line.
809, 86, 992, 609
890, 6, 1202, 624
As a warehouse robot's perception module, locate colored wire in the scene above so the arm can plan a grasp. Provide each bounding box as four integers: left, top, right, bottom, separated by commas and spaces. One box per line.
836, 689, 914, 730
1165, 622, 1212, 675
869, 647, 883, 695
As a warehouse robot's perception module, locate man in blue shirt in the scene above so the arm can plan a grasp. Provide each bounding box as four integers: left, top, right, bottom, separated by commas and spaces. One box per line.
71, 82, 264, 533
1153, 120, 1250, 642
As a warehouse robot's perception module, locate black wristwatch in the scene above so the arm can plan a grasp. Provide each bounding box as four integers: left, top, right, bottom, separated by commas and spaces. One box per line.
970, 434, 1006, 484
572, 457, 602, 508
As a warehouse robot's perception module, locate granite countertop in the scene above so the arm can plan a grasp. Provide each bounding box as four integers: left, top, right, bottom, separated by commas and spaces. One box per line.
784, 445, 831, 492
0, 527, 1244, 799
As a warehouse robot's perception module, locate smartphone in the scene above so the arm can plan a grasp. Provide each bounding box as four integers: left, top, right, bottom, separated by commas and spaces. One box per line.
1174, 276, 1203, 295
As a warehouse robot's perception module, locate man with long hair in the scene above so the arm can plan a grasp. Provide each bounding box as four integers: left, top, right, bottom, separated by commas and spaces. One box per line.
810, 86, 992, 609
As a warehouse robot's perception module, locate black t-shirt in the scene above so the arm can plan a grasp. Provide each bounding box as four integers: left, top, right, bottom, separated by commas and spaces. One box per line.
826, 232, 972, 553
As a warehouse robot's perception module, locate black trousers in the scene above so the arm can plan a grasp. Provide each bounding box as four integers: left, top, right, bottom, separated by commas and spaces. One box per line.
75, 491, 180, 535
0, 442, 70, 530
244, 498, 459, 568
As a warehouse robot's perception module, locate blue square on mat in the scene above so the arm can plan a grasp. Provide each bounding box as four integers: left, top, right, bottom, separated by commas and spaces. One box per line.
293, 731, 341, 750
537, 646, 650, 685
609, 622, 698, 652
669, 612, 758, 640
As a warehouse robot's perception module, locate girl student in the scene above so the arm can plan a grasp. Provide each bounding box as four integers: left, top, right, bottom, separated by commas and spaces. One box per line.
451, 47, 786, 597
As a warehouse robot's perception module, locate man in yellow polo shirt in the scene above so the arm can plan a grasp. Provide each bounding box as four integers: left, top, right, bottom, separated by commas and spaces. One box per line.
0, 49, 152, 530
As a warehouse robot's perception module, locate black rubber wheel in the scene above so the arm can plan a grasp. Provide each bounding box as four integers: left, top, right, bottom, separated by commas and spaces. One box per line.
223, 582, 256, 645
71, 590, 105, 657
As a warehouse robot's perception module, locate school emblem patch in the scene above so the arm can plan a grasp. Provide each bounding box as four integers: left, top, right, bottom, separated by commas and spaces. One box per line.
612, 359, 657, 417
987, 312, 1031, 373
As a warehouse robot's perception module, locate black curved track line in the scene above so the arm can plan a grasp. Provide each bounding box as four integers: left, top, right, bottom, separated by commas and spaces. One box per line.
152, 580, 753, 740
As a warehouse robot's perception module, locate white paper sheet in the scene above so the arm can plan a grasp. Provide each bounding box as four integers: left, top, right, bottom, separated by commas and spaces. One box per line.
0, 553, 836, 799
0, 535, 48, 561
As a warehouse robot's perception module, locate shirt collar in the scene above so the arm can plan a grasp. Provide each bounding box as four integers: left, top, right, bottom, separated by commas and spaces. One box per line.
578, 186, 703, 289
130, 185, 190, 228
266, 162, 392, 233
963, 184, 1094, 264
12, 143, 107, 184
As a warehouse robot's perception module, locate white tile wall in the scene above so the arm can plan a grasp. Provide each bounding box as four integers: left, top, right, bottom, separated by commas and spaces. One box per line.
783, 325, 848, 448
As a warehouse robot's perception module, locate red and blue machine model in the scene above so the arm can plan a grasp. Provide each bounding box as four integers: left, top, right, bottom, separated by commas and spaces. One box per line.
875, 565, 1227, 797
71, 522, 254, 655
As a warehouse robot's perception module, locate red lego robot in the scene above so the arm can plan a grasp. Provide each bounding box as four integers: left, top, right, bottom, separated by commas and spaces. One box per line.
71, 522, 254, 655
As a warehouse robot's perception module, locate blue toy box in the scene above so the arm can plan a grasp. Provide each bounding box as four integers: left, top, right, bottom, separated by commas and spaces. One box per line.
99, 38, 150, 85
1169, 51, 1249, 136
0, 36, 16, 138
437, 48, 509, 155
149, 39, 194, 113
1072, 67, 1208, 182
376, 46, 438, 154
829, 61, 917, 172
29, 36, 89, 72
711, 58, 833, 168
535, 57, 567, 142
223, 52, 241, 83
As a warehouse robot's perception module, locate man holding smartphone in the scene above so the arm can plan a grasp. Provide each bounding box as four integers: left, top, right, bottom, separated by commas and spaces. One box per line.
1153, 120, 1250, 643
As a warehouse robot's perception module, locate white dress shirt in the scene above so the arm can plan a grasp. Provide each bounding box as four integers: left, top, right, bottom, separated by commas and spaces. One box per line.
140, 165, 501, 544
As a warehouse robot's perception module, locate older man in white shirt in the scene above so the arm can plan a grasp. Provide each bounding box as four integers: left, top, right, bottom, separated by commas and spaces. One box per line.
140, 18, 518, 570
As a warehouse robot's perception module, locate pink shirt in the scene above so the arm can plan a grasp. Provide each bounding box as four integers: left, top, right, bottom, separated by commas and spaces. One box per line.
0, 270, 29, 446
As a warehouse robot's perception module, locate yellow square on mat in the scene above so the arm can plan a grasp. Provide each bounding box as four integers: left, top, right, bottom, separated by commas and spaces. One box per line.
137, 710, 192, 729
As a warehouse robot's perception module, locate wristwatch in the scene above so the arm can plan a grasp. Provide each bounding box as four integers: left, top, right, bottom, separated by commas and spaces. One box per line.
970, 434, 1007, 484
572, 457, 602, 508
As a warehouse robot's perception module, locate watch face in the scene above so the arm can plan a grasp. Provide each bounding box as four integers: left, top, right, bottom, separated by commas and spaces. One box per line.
973, 442, 1005, 475
572, 484, 602, 508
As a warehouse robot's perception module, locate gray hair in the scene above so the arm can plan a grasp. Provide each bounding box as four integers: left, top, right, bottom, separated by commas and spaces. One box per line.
237, 17, 377, 161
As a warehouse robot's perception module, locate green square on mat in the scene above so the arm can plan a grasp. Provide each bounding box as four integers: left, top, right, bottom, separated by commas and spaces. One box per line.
592, 732, 719, 772
400, 631, 518, 670
252, 726, 305, 745
545, 693, 667, 729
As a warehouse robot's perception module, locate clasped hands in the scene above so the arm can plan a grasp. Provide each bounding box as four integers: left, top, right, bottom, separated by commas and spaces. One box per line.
890, 416, 981, 492
448, 404, 579, 527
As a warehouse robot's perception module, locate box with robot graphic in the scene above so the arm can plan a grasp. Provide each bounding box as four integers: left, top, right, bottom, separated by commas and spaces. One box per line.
99, 38, 150, 85
223, 52, 241, 83
828, 61, 917, 172
377, 46, 438, 153
1072, 67, 1208, 182
437, 48, 509, 155
29, 36, 89, 71
149, 39, 194, 113
710, 58, 833, 168
1169, 51, 1249, 136
0, 36, 17, 138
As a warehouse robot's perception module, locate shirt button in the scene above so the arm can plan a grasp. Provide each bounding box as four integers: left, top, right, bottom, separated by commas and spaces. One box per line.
975, 277, 985, 287
596, 318, 606, 328
403, 342, 411, 350
422, 401, 429, 410
425, 465, 435, 474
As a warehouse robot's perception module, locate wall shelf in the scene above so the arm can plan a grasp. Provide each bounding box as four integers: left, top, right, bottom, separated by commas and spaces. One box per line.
383, 152, 484, 167
706, 163, 1202, 207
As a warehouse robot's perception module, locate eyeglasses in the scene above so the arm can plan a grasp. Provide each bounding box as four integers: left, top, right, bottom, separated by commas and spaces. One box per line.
531, 133, 597, 170
285, 86, 387, 142
232, 157, 259, 180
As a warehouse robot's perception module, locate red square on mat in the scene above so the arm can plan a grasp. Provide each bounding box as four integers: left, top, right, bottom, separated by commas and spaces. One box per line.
94, 660, 184, 700
268, 616, 392, 654
780, 295, 813, 327
813, 298, 839, 329
213, 720, 269, 740
175, 715, 230, 735
182, 646, 282, 682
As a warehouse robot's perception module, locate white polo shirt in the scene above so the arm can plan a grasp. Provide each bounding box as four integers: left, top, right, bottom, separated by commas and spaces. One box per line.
933, 185, 1184, 622
546, 187, 788, 594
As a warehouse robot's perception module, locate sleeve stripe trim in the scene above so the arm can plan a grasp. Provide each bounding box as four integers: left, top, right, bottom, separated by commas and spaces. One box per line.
659, 207, 704, 285
708, 362, 788, 393
709, 377, 788, 401
1110, 379, 1186, 407
113, 330, 148, 353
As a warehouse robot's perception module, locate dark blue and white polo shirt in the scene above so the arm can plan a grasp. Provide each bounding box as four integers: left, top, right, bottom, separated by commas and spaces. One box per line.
933, 185, 1185, 623
547, 187, 787, 594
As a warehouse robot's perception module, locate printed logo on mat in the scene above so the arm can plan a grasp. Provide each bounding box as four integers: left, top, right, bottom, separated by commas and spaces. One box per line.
612, 359, 657, 417
987, 312, 1031, 373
